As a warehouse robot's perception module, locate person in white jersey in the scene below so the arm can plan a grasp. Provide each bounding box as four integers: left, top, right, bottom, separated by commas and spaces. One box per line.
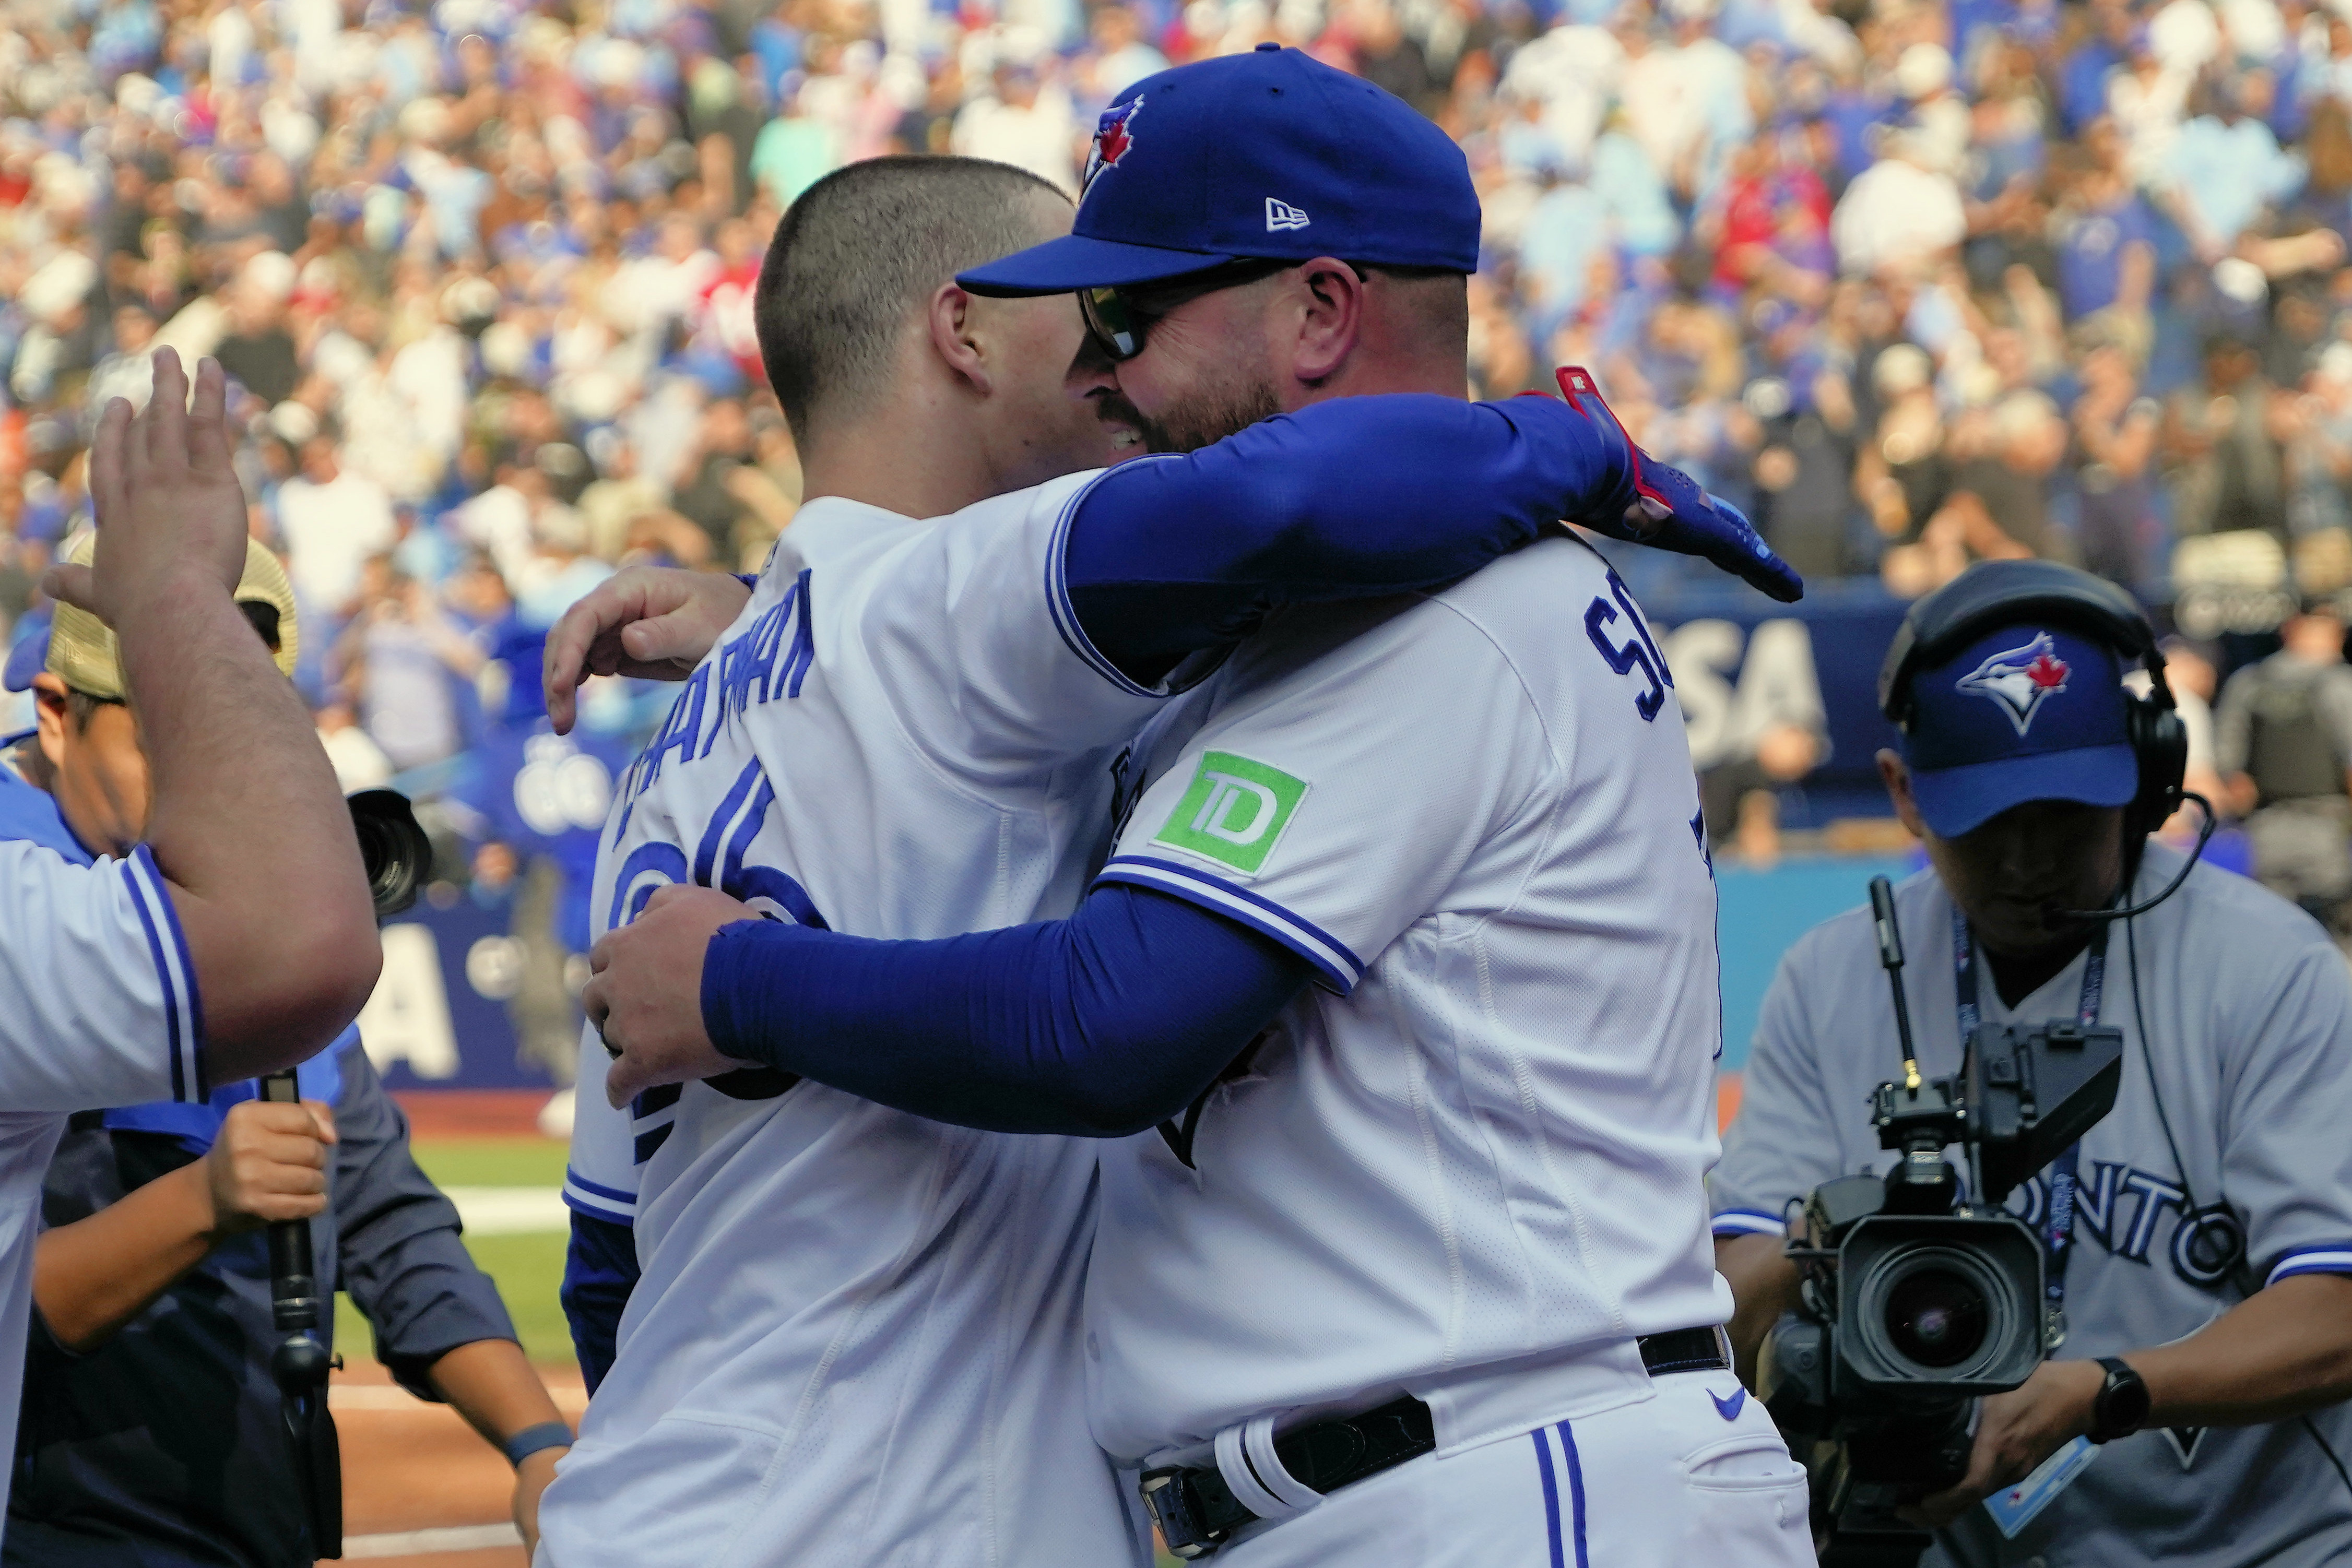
0, 350, 380, 1521
589, 54, 1814, 1568
535, 147, 1789, 1567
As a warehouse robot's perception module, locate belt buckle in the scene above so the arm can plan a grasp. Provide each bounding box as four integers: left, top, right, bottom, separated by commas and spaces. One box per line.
1140, 1467, 1223, 1559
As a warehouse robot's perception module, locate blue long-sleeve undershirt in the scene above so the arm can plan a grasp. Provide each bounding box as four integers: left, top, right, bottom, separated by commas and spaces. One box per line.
702, 885, 1311, 1137
1058, 393, 1629, 682
561, 1210, 639, 1394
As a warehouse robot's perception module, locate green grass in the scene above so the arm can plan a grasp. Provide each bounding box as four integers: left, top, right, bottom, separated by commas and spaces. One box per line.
336, 1136, 576, 1370
408, 1136, 571, 1190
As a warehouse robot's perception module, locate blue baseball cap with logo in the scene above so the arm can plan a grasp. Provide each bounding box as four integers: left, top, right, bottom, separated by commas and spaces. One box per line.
957, 44, 1480, 297
1900, 623, 2140, 839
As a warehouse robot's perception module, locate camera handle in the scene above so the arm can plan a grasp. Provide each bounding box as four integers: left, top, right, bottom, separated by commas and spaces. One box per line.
1868, 876, 1922, 1092
1870, 877, 1987, 1209
261, 1070, 344, 1559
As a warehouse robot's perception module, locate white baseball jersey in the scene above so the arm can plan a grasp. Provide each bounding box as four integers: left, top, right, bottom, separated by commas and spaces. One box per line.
0, 840, 207, 1517
1081, 533, 1735, 1470
1713, 846, 2352, 1566
546, 471, 1193, 1568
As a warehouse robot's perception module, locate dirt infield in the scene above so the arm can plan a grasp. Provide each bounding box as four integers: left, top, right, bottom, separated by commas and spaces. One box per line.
392, 1090, 554, 1142
329, 1358, 583, 1566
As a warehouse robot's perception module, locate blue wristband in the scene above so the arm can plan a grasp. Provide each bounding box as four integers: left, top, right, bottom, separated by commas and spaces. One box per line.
504, 1420, 575, 1467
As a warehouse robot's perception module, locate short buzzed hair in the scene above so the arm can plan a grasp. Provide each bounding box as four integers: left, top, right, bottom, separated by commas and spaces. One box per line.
754, 157, 1070, 441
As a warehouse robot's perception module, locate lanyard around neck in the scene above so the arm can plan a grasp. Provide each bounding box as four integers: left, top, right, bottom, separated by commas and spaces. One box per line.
1952, 910, 2108, 1350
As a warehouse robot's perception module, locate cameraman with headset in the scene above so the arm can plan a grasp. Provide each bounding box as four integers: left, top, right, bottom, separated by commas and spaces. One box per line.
1712, 560, 2352, 1563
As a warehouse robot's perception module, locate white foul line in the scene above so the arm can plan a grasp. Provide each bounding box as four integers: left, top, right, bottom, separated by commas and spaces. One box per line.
340, 1521, 523, 1557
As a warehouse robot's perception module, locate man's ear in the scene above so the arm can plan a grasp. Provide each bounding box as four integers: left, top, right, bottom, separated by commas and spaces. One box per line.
31, 672, 70, 770
1289, 257, 1366, 387
926, 282, 994, 398
1877, 747, 1929, 840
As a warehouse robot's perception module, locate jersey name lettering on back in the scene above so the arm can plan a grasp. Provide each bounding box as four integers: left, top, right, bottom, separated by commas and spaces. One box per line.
613, 569, 817, 840
605, 575, 833, 1159
1583, 567, 1674, 722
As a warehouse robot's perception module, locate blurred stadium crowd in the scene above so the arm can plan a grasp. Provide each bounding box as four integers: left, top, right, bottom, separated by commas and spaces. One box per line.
11, 0, 2352, 1051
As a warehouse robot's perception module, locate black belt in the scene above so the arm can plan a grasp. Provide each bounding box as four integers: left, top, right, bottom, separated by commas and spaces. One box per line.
1141, 1327, 1730, 1559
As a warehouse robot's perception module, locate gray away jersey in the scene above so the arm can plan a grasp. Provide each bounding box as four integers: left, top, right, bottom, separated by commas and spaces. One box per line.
1712, 845, 2352, 1567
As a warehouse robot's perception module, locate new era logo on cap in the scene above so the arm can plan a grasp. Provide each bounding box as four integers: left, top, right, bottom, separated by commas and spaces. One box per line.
1956, 632, 2071, 735
1264, 197, 1310, 232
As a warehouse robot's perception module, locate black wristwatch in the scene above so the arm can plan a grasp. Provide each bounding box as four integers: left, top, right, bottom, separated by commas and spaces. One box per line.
2088, 1357, 2150, 1444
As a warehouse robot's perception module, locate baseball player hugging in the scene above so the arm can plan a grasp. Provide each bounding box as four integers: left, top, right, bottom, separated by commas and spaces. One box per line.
578, 47, 1814, 1568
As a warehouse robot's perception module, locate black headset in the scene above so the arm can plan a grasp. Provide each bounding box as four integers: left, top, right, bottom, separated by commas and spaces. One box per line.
1877, 560, 2189, 842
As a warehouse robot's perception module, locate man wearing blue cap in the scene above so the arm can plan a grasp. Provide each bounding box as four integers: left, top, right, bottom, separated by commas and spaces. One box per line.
590, 46, 1812, 1568
1713, 562, 2352, 1565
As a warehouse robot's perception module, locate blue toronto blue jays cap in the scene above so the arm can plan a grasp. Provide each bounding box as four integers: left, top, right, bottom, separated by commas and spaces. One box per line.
957, 45, 1480, 296
1901, 624, 2139, 839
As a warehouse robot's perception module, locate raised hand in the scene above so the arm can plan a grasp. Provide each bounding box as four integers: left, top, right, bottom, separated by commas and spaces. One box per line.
543, 567, 754, 734
1547, 366, 1804, 604
43, 349, 249, 625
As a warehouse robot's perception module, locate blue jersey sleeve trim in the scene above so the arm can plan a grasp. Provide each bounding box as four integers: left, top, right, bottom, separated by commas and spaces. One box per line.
1710, 1209, 1788, 1238
563, 1165, 640, 1225
564, 1167, 639, 1205
1094, 853, 1364, 992
2265, 1243, 2352, 1288
562, 1189, 638, 1227
125, 846, 207, 1104
1044, 466, 1178, 699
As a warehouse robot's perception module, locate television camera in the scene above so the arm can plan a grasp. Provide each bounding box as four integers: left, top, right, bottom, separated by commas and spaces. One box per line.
1762, 876, 2123, 1567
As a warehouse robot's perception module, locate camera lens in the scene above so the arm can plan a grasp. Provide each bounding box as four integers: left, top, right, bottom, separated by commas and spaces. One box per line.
346, 790, 434, 919
1882, 1267, 1990, 1369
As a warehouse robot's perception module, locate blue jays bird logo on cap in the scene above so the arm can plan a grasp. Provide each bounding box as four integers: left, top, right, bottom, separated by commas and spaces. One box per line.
1957, 632, 2071, 735
1083, 99, 1142, 194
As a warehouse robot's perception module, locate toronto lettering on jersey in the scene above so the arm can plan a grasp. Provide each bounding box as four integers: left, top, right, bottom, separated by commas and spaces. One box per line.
2001, 1159, 2247, 1287
611, 568, 817, 842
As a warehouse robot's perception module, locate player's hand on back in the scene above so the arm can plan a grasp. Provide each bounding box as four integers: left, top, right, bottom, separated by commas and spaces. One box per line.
201, 1098, 337, 1236
588, 884, 764, 1105
1543, 366, 1804, 604
543, 567, 754, 734
44, 349, 249, 624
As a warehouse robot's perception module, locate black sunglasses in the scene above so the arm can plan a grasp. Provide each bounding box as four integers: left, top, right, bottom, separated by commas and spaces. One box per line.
1078, 259, 1298, 361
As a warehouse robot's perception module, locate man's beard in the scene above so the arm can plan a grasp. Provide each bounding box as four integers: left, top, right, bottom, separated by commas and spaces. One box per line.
1094, 377, 1283, 455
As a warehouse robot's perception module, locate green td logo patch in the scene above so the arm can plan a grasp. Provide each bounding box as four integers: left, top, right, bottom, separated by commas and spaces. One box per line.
1151, 751, 1308, 875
